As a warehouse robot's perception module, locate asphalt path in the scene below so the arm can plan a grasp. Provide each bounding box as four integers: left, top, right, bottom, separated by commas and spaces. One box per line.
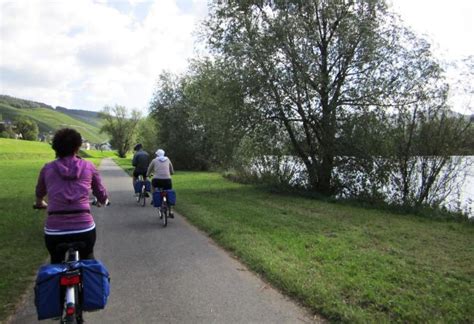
10, 158, 319, 324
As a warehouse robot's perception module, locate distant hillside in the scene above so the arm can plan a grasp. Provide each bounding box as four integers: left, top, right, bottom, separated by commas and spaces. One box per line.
55, 106, 102, 128
0, 95, 54, 110
447, 109, 474, 122
0, 95, 107, 143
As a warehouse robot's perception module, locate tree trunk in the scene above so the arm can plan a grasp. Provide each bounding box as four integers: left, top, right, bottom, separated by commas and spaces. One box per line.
317, 152, 334, 195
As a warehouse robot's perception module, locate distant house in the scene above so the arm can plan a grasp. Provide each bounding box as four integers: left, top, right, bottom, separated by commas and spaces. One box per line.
82, 140, 91, 150
0, 119, 15, 131
0, 119, 17, 137
96, 142, 112, 151
38, 131, 53, 142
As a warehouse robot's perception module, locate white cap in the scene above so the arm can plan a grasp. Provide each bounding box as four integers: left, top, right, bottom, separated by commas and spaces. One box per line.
155, 149, 165, 157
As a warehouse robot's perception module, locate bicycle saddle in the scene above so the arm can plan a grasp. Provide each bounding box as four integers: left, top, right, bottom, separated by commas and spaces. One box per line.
55, 241, 86, 253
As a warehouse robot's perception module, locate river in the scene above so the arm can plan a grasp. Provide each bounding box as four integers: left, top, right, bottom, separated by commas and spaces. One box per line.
251, 156, 474, 218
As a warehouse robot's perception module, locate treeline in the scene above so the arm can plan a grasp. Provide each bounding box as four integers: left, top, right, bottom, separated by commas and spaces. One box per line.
106, 1, 473, 215
0, 115, 39, 140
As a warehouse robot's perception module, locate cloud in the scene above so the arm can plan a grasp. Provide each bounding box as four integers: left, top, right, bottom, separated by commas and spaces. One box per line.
390, 0, 474, 60
77, 41, 135, 68
0, 65, 62, 88
0, 0, 208, 112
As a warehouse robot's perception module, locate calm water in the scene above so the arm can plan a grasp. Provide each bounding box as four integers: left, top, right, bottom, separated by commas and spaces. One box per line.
457, 156, 474, 216
252, 156, 474, 217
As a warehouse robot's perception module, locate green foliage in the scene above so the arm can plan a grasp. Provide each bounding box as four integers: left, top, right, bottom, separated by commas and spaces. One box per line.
232, 121, 298, 187
135, 116, 160, 156
0, 131, 11, 138
0, 127, 15, 139
149, 60, 252, 170
14, 117, 39, 140
203, 0, 473, 212
183, 59, 252, 168
206, 0, 396, 194
388, 85, 472, 207
99, 105, 141, 158
150, 72, 207, 170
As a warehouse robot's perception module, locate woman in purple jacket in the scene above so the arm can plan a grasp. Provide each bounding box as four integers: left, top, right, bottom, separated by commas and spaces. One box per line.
34, 128, 109, 263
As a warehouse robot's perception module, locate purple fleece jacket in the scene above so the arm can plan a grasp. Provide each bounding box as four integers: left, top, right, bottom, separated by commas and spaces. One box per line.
35, 155, 108, 232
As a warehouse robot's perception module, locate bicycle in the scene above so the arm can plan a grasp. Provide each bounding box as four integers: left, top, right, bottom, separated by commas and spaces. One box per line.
153, 188, 175, 227
33, 199, 110, 323
57, 242, 85, 324
134, 175, 149, 207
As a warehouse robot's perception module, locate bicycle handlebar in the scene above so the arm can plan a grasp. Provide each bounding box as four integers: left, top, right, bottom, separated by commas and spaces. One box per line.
91, 197, 111, 207
33, 198, 110, 210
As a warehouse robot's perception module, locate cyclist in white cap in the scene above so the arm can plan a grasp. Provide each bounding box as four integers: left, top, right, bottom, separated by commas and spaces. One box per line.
147, 148, 174, 192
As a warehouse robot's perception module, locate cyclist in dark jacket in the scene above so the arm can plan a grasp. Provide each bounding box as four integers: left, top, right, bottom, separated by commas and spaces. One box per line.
132, 143, 150, 190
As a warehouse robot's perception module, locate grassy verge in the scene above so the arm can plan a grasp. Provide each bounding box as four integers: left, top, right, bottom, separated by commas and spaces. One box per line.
78, 149, 117, 167
0, 139, 113, 322
114, 155, 473, 322
111, 154, 133, 175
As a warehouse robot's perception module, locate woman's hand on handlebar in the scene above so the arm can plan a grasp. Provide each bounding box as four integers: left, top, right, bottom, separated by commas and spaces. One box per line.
91, 197, 110, 207
96, 198, 110, 207
33, 200, 48, 209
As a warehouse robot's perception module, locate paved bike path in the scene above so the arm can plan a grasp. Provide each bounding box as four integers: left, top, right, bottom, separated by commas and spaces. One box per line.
10, 158, 319, 323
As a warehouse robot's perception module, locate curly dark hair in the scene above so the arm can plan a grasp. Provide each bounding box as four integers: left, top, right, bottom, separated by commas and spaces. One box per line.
52, 128, 82, 158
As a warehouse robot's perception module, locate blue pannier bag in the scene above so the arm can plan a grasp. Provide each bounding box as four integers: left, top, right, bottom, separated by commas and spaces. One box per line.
153, 191, 163, 207
144, 180, 151, 192
75, 260, 110, 311
166, 190, 176, 205
134, 180, 143, 193
34, 263, 68, 320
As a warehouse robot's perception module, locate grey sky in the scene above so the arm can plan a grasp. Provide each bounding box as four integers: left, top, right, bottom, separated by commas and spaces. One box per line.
0, 0, 472, 114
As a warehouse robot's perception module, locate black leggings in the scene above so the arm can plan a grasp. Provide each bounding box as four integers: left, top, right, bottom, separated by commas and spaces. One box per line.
44, 228, 96, 264
152, 178, 172, 190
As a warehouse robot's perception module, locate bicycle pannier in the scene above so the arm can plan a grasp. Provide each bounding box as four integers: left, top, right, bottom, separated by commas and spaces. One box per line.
34, 263, 68, 320
153, 191, 163, 207
134, 180, 142, 194
76, 259, 110, 311
145, 180, 151, 192
166, 190, 176, 205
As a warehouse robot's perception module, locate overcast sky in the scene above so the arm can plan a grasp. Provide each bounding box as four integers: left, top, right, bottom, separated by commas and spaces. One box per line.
0, 0, 472, 114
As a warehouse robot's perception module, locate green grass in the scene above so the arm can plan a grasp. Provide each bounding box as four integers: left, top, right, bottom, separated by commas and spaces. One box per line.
112, 154, 134, 176
113, 155, 474, 322
0, 103, 106, 143
175, 173, 473, 323
0, 139, 113, 321
0, 139, 53, 321
78, 149, 117, 167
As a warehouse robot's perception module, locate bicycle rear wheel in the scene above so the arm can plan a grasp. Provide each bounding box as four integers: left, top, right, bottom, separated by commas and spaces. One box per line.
135, 189, 141, 204
61, 285, 83, 324
141, 185, 146, 207
161, 205, 167, 227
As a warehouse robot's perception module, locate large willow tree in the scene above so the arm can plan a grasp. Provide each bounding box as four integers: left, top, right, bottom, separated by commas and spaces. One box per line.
205, 0, 450, 195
